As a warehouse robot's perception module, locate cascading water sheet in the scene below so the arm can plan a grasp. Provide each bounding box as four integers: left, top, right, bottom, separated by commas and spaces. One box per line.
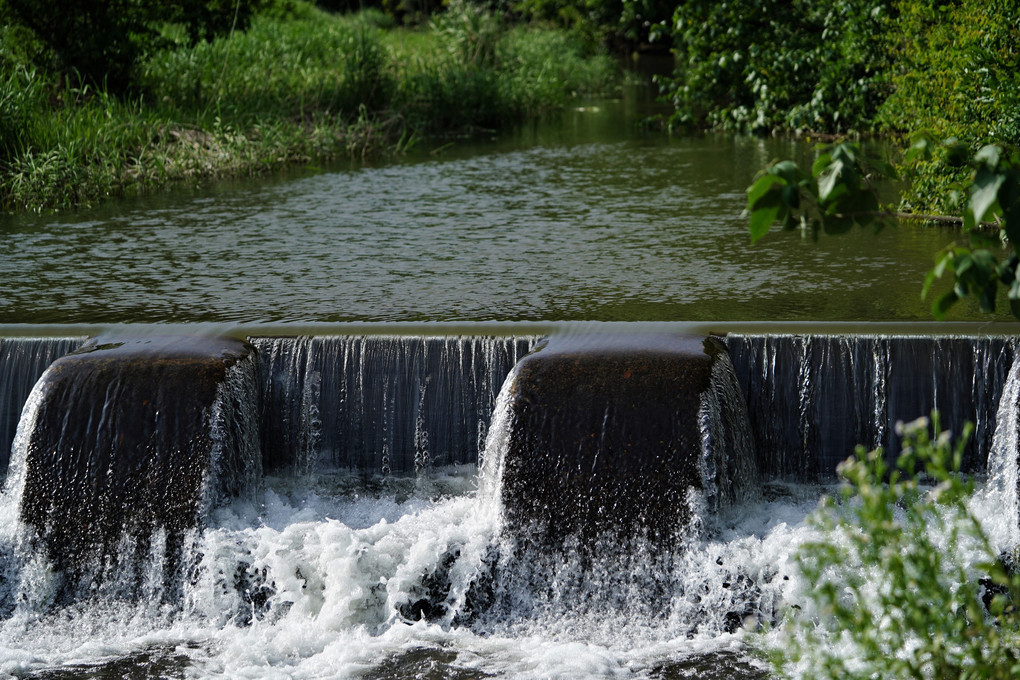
0, 337, 85, 470
727, 334, 1017, 479
252, 336, 536, 474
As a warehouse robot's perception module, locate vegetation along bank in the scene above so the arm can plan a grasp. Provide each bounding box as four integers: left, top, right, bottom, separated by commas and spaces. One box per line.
1, 0, 1017, 213
0, 0, 616, 213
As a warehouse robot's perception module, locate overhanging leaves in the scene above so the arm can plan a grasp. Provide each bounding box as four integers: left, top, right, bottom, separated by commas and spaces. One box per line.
749, 139, 1020, 321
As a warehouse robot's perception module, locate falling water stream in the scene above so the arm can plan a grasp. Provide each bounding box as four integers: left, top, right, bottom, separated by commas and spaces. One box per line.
2, 98, 1020, 679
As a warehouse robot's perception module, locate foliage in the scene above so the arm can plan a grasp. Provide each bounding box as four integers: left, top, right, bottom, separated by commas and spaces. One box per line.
0, 11, 616, 212
746, 142, 893, 242
510, 0, 674, 52
879, 0, 1020, 145
380, 0, 443, 26
429, 0, 503, 67
661, 0, 892, 134
746, 139, 1020, 320
0, 65, 43, 164
393, 17, 614, 132
773, 415, 1020, 679
665, 0, 1019, 212
0, 0, 266, 93
876, 0, 1020, 214
495, 26, 615, 111
257, 0, 326, 20
141, 13, 391, 122
919, 141, 1020, 319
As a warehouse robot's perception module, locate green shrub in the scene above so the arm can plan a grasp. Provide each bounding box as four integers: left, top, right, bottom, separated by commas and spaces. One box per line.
878, 0, 1020, 213
0, 65, 44, 163
1, 0, 267, 93
397, 59, 504, 131
394, 21, 614, 131
497, 26, 615, 112
662, 0, 892, 134
1, 9, 618, 212
772, 415, 1020, 679
510, 0, 672, 52
429, 0, 504, 67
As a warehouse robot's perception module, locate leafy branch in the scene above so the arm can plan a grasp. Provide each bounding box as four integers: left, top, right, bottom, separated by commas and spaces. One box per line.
747, 137, 1020, 319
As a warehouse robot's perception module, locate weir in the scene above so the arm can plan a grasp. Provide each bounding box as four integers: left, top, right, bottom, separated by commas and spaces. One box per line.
493, 333, 758, 547
726, 334, 1017, 479
252, 335, 535, 474
1, 328, 1018, 485
0, 326, 1017, 621
9, 335, 261, 603
0, 325, 1018, 677
0, 337, 85, 471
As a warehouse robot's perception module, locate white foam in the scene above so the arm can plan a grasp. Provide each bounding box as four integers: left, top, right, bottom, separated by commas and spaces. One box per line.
0, 448, 1014, 678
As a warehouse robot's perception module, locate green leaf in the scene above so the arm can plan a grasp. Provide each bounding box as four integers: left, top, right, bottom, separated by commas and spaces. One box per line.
905, 133, 933, 164
831, 143, 857, 166
749, 203, 782, 242
979, 281, 997, 313
968, 168, 1005, 227
812, 152, 833, 178
943, 138, 968, 167
1010, 278, 1020, 318
770, 160, 805, 185
818, 159, 845, 203
996, 254, 1018, 284
974, 145, 1002, 170
971, 249, 998, 277
1009, 276, 1020, 300
781, 183, 800, 209
932, 290, 959, 319
922, 269, 937, 299
747, 173, 784, 209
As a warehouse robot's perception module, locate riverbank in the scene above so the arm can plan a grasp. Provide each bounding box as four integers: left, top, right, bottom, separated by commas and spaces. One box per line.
0, 4, 616, 214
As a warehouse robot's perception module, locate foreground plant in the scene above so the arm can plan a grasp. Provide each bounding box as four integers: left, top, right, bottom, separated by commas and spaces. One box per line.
772, 416, 1020, 679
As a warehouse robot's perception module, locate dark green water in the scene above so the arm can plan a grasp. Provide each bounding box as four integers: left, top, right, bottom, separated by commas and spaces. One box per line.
0, 100, 990, 325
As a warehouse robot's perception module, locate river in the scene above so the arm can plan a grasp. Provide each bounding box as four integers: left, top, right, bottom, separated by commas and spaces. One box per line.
0, 97, 1016, 680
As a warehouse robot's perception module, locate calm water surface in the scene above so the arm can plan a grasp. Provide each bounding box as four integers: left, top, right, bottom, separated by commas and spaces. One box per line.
0, 102, 984, 324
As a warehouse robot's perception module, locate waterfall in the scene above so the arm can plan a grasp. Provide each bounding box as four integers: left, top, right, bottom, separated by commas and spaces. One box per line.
251, 336, 536, 474
470, 333, 763, 637
1, 336, 262, 606
699, 348, 760, 511
0, 337, 84, 473
0, 328, 1018, 679
986, 352, 1020, 547
726, 334, 1016, 479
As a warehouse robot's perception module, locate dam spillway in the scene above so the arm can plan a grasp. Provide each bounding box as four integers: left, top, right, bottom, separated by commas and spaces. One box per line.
0, 323, 1019, 679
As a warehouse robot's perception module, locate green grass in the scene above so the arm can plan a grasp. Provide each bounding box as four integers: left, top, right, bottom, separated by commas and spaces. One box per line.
0, 5, 618, 213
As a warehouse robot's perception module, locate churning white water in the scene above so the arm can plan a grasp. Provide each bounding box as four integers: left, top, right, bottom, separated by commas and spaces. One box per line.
0, 454, 1016, 678
0, 474, 828, 678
